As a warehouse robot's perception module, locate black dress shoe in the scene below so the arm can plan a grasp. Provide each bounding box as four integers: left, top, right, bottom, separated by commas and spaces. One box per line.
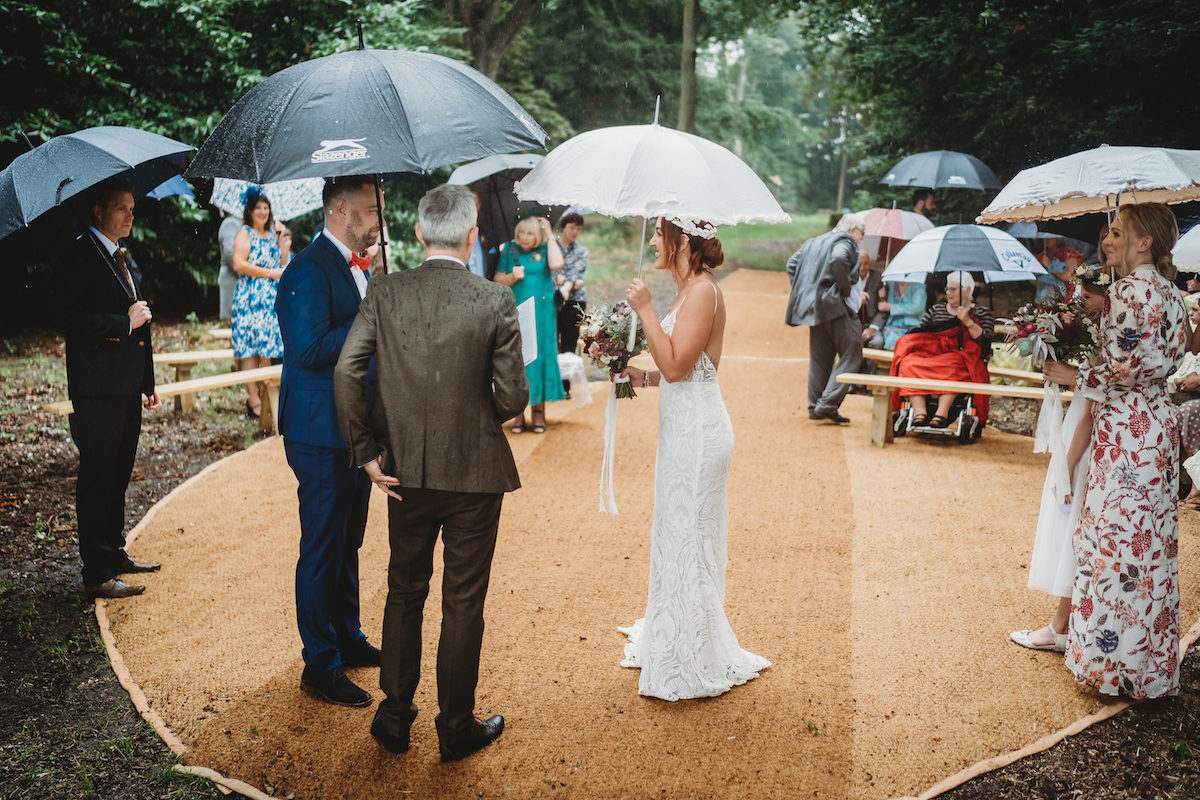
83, 578, 145, 599
115, 557, 161, 574
300, 667, 372, 707
439, 715, 504, 762
370, 717, 410, 754
342, 640, 382, 668
809, 409, 849, 424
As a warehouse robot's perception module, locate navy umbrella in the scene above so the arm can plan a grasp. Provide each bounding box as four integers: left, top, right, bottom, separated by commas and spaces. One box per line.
881, 150, 1002, 191
448, 153, 566, 242
0, 126, 194, 243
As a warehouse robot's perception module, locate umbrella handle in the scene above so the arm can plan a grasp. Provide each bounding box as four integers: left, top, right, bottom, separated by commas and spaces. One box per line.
628, 215, 649, 351
373, 175, 389, 272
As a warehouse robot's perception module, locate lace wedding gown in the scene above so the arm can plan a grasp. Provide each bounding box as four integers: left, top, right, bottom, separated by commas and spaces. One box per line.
619, 292, 770, 700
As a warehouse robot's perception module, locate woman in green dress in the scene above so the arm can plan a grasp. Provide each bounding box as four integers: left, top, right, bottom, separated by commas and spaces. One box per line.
493, 215, 565, 433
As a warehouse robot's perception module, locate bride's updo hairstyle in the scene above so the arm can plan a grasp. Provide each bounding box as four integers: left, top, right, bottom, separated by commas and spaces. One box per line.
661, 218, 725, 277
1119, 203, 1178, 281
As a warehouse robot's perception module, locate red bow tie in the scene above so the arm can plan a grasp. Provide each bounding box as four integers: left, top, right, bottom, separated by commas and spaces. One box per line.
349, 252, 371, 271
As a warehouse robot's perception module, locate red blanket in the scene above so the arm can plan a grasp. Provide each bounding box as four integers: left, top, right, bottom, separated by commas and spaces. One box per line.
890, 325, 990, 425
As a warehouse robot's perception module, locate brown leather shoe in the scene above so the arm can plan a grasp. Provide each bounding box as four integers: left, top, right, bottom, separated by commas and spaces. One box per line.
84, 578, 145, 598
115, 557, 161, 574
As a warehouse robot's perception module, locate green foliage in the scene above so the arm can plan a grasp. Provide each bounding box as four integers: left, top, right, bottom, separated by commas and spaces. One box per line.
797, 0, 1200, 218
1169, 739, 1192, 758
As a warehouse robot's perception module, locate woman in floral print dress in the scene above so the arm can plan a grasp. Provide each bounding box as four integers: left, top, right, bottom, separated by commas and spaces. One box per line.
1045, 203, 1186, 699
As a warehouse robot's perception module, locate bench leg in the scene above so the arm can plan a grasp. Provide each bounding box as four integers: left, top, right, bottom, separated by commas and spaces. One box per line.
172, 365, 195, 413
259, 381, 280, 435
870, 386, 894, 448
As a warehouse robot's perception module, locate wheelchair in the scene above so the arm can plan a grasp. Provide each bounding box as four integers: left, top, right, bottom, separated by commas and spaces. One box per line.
891, 392, 983, 444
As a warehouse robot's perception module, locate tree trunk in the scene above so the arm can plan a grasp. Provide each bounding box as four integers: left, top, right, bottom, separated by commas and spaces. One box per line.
446, 0, 541, 81
677, 0, 699, 133
732, 52, 750, 157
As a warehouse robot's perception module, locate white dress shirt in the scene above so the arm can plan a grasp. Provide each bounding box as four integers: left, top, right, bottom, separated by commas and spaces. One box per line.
323, 228, 368, 299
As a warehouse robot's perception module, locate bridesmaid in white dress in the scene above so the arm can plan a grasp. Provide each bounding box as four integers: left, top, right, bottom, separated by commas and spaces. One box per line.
614, 216, 770, 701
1011, 276, 1108, 651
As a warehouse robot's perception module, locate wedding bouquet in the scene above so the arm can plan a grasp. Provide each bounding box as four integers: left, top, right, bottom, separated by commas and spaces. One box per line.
579, 301, 648, 399
1002, 300, 1100, 367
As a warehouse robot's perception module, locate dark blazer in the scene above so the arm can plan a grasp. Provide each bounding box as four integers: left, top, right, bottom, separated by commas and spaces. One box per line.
785, 230, 858, 327
334, 257, 528, 494
861, 269, 888, 332
52, 231, 154, 398
276, 234, 374, 450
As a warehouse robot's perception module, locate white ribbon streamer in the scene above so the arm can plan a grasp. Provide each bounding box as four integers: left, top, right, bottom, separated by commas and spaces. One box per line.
1034, 381, 1073, 506
599, 376, 630, 514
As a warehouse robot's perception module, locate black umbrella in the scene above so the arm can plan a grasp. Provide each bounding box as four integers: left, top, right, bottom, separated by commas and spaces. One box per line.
0, 126, 194, 243
447, 154, 567, 242
881, 150, 1002, 191
186, 26, 546, 264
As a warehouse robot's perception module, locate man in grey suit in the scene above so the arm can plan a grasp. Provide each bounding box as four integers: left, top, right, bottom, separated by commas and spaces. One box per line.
334, 184, 528, 762
784, 212, 865, 424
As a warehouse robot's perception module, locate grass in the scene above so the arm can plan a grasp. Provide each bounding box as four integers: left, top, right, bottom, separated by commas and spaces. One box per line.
576, 212, 829, 278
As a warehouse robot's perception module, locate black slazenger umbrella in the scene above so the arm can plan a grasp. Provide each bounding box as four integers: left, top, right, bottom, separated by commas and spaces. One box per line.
881, 150, 1002, 191
0, 126, 194, 243
185, 26, 548, 263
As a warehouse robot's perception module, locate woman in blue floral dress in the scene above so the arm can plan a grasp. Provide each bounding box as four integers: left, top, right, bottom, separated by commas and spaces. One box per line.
493, 214, 564, 433
231, 191, 288, 417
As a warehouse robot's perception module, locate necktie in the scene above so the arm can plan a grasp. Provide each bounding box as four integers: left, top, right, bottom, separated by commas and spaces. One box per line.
113, 248, 135, 295
350, 252, 371, 271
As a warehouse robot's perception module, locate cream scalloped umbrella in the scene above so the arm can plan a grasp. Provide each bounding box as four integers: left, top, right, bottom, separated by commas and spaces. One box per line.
978, 145, 1200, 224
515, 103, 790, 349
513, 106, 790, 229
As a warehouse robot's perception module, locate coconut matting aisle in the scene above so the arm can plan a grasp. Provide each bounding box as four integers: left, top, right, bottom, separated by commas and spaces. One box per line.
103, 269, 1200, 799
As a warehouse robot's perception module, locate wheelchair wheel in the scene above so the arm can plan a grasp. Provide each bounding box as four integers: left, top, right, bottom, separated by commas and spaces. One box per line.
892, 410, 908, 437
957, 415, 980, 444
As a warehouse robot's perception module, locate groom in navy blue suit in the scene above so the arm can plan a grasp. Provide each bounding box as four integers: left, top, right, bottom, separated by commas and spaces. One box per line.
276, 176, 382, 707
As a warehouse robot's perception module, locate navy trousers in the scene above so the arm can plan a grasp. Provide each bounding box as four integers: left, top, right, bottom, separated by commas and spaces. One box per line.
284, 438, 372, 675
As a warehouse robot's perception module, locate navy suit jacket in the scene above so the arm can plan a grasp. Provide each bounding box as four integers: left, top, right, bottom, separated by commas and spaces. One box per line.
276, 234, 374, 450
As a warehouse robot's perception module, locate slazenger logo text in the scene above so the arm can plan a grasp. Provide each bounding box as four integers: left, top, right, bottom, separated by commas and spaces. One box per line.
311, 138, 370, 164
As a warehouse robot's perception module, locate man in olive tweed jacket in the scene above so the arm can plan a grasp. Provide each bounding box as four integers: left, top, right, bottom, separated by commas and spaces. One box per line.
334, 184, 528, 762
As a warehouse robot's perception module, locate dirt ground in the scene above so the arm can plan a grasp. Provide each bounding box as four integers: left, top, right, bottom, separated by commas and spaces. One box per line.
2, 272, 1199, 799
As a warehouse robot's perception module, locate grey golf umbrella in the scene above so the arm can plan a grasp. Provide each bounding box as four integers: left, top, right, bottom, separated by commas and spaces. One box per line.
185, 47, 546, 184
881, 150, 1002, 191
448, 153, 566, 242
0, 126, 194, 243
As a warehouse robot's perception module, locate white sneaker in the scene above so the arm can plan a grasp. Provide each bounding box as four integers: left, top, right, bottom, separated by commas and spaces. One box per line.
1010, 627, 1067, 652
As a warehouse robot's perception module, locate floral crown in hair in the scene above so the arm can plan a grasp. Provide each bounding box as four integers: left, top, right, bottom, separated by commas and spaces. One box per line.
670, 218, 718, 240
1071, 263, 1111, 287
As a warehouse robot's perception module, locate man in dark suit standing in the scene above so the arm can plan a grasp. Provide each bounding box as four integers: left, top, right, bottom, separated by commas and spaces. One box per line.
53, 179, 163, 599
276, 176, 383, 708
334, 184, 528, 761
784, 212, 865, 424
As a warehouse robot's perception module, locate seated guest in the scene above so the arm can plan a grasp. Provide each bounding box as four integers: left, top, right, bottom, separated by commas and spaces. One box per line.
890, 271, 993, 428
1034, 237, 1084, 302
856, 247, 887, 350
880, 278, 927, 350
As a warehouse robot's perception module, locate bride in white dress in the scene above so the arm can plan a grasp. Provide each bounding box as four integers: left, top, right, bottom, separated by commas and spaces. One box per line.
614, 216, 770, 701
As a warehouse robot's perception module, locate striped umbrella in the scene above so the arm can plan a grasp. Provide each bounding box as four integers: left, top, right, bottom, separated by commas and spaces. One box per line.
880, 224, 1045, 281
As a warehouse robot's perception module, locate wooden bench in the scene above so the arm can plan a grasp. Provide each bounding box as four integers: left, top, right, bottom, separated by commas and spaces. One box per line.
43, 365, 283, 434
835, 372, 1070, 448
862, 347, 1044, 385
153, 349, 235, 412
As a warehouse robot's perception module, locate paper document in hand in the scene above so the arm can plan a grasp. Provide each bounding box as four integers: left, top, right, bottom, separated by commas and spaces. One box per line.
517, 297, 537, 365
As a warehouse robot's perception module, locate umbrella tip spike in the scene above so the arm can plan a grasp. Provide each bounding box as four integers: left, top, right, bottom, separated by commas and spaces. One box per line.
356, 18, 365, 50
653, 96, 660, 125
